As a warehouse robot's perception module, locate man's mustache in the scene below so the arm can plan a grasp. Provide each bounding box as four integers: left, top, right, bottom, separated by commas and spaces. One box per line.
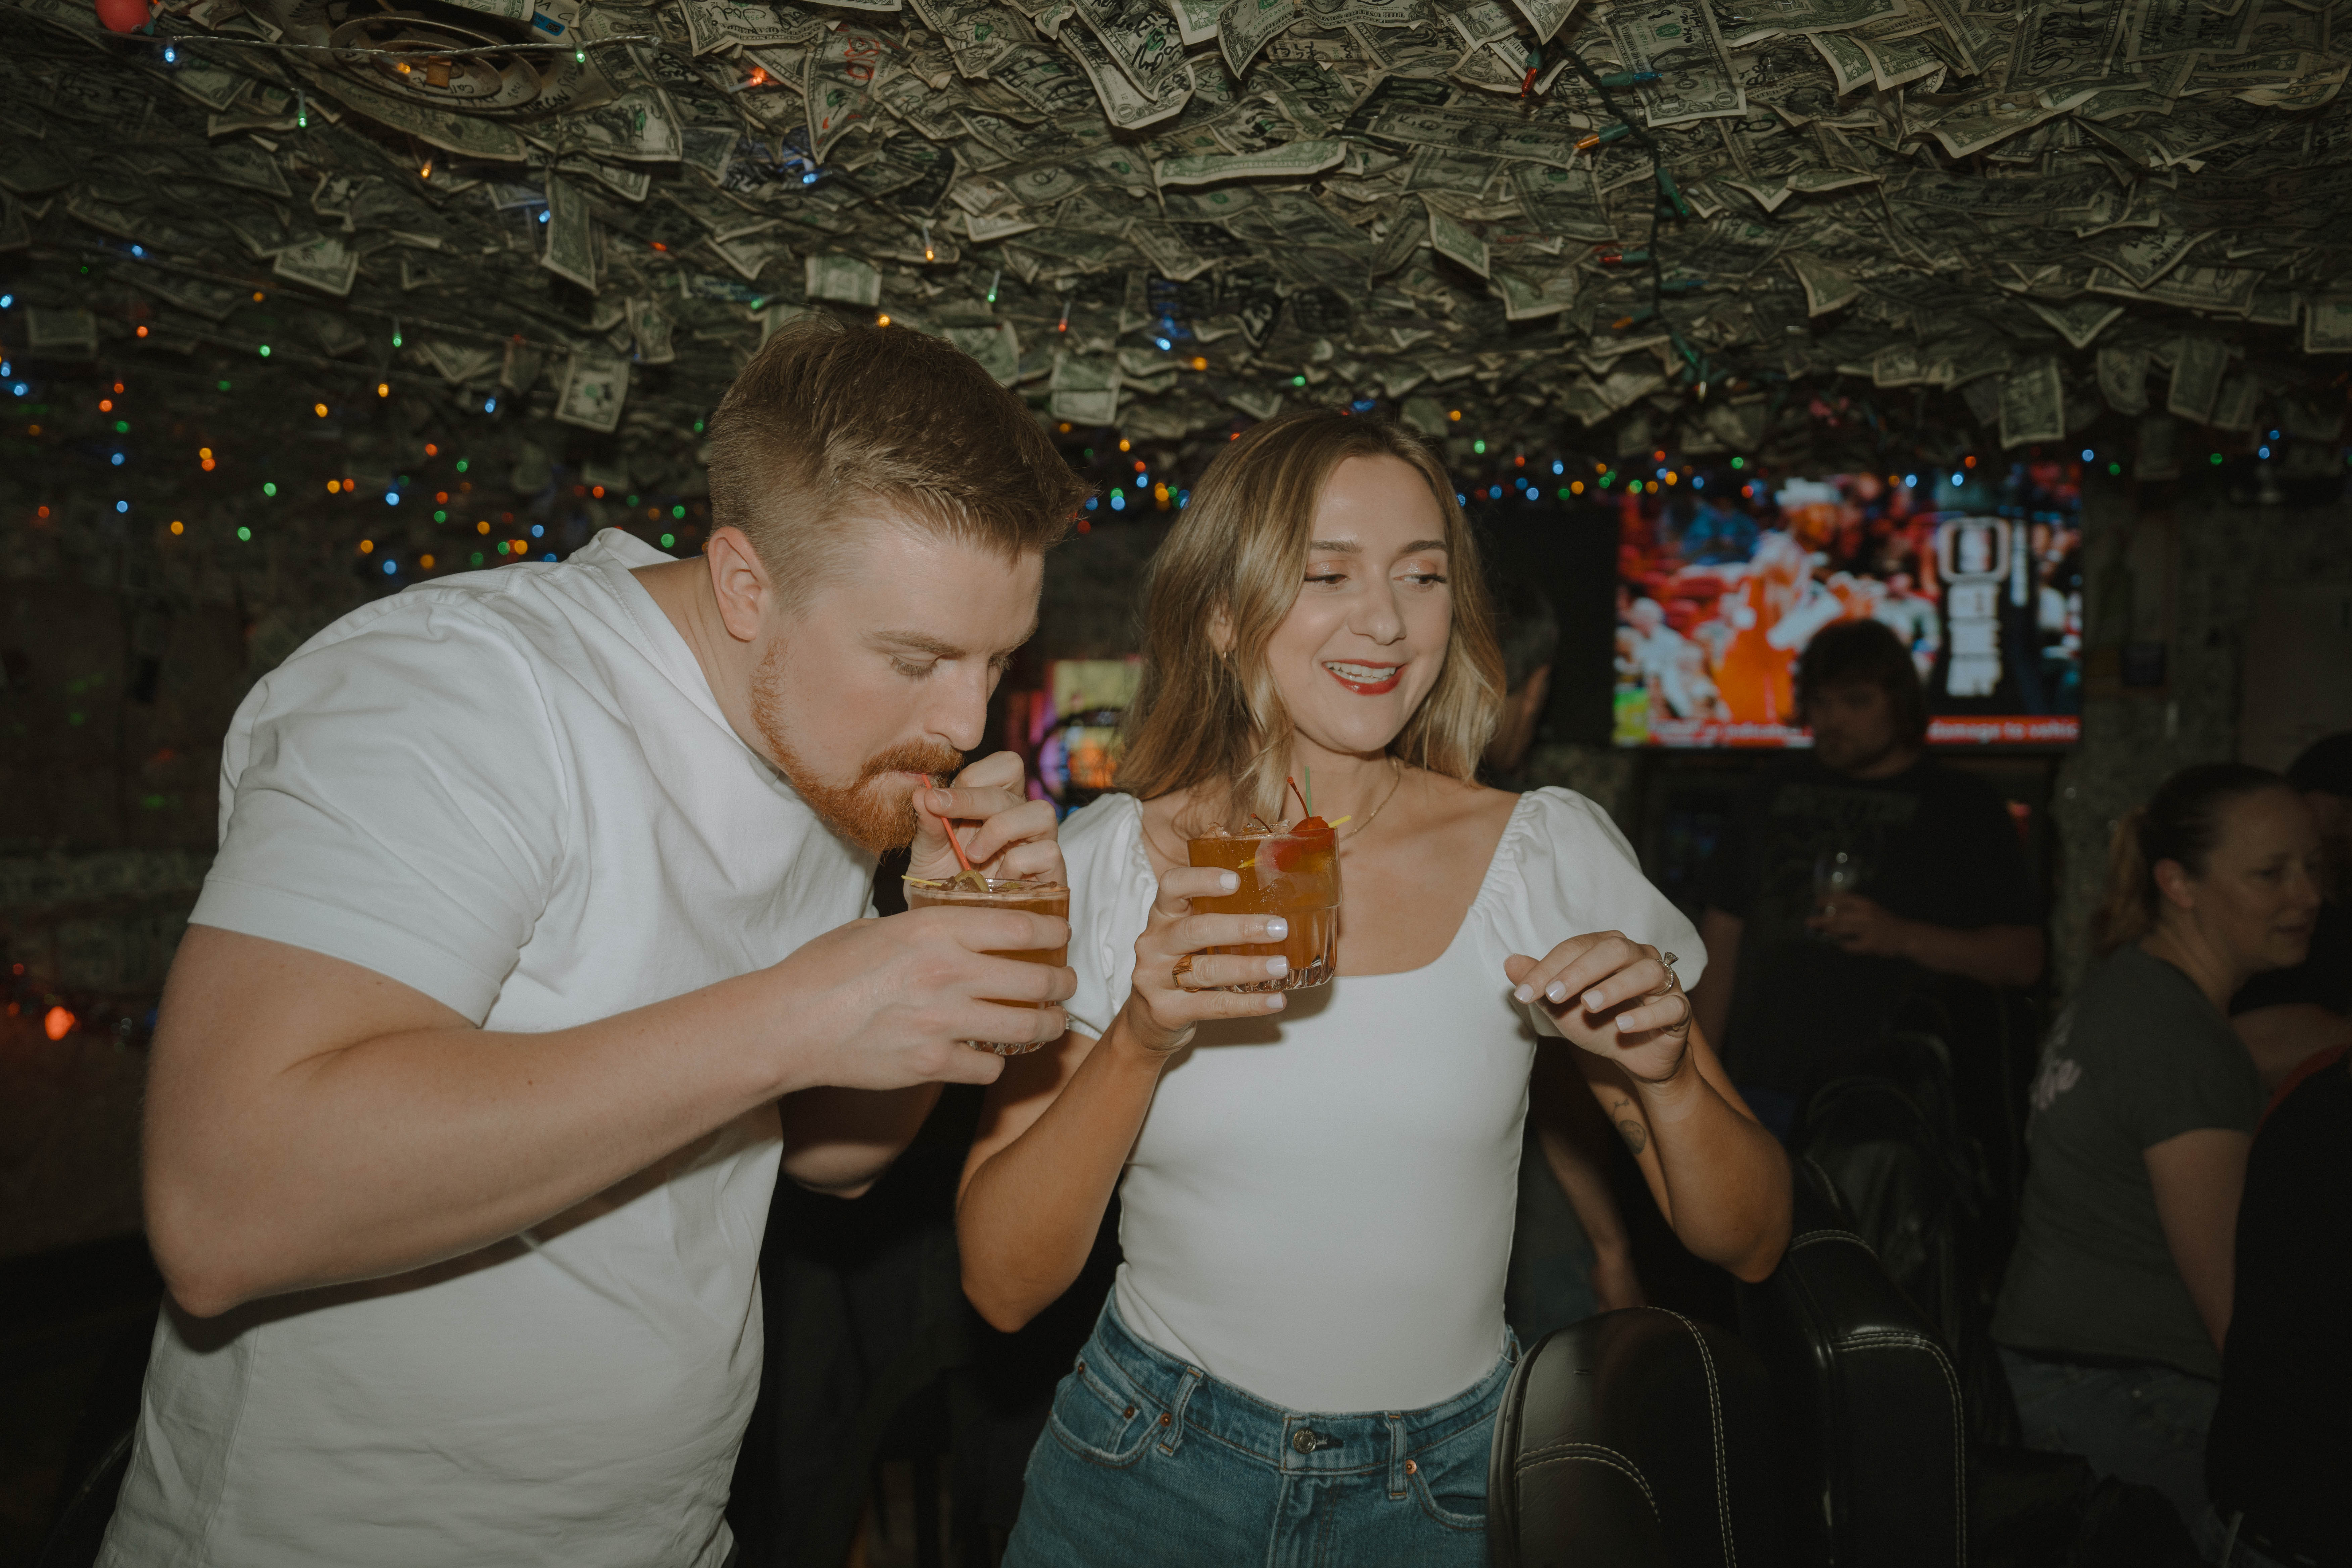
856, 741, 965, 788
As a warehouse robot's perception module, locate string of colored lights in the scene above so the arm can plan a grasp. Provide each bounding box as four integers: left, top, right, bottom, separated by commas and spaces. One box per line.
17, 358, 708, 566
53, 242, 625, 362
1550, 50, 1693, 389
117, 28, 661, 59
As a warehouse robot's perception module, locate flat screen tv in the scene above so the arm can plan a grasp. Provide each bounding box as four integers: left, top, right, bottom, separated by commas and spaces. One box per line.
1613, 465, 2083, 748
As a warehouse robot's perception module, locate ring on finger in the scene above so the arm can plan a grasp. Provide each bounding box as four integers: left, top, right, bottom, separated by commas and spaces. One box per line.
1648, 951, 1693, 1038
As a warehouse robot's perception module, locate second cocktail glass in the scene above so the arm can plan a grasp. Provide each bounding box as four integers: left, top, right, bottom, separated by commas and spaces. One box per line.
902, 875, 1071, 1054
1185, 820, 1341, 991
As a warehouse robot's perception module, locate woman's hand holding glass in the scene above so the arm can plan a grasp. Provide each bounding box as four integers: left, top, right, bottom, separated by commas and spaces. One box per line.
1505, 933, 1694, 1085
1118, 867, 1296, 1054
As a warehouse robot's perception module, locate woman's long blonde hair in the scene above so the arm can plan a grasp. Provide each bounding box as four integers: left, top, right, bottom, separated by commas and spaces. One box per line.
1116, 409, 1505, 830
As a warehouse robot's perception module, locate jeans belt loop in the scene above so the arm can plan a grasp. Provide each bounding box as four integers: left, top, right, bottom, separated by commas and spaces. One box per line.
1158, 1367, 1202, 1457
1387, 1412, 1408, 1499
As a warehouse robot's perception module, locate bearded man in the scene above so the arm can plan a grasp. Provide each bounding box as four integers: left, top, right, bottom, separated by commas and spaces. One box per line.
102, 318, 1086, 1568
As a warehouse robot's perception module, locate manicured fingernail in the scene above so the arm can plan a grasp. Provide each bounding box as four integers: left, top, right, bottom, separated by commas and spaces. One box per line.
1266, 956, 1288, 976
1219, 871, 1239, 891
1266, 918, 1288, 939
1584, 989, 1606, 1010
1513, 984, 1535, 1004
1264, 994, 1285, 1010
1545, 981, 1569, 1003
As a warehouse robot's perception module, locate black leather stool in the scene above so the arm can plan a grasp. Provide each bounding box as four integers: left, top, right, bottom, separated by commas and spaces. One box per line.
1736, 1159, 1967, 1568
1488, 1306, 1784, 1568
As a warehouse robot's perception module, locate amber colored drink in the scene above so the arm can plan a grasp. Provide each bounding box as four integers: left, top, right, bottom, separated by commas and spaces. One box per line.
902, 877, 1071, 1056
1186, 824, 1341, 991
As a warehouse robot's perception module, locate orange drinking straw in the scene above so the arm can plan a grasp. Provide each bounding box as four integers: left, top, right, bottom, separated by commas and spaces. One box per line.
925, 790, 987, 889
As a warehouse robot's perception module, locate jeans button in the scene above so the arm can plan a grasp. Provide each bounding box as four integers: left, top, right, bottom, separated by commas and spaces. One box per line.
1292, 1428, 1318, 1454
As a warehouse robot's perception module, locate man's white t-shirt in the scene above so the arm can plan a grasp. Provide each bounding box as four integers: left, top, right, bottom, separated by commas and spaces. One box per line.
100, 529, 875, 1568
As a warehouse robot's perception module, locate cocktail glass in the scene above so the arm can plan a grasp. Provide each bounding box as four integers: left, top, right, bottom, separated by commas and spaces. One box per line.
1185, 821, 1341, 991
901, 875, 1071, 1055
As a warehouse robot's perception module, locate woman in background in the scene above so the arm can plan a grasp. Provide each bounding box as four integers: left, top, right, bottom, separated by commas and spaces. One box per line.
1994, 764, 2323, 1541
956, 410, 1789, 1566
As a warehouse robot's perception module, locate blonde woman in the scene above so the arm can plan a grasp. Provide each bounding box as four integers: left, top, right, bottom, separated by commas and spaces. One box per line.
958, 411, 1791, 1565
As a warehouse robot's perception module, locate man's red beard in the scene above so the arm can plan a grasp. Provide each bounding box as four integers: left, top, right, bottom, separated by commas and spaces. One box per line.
751, 641, 963, 851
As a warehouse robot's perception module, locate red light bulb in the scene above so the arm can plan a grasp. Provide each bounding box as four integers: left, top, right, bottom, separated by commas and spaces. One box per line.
95, 0, 151, 31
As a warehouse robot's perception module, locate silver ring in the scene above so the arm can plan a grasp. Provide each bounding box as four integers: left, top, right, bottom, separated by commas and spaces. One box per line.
1651, 950, 1692, 1038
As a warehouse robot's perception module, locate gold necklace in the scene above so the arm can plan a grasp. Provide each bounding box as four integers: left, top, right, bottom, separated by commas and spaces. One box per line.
1335, 759, 1406, 842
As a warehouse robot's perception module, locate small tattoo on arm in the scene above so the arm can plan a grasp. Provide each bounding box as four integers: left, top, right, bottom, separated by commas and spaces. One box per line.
1616, 1118, 1648, 1154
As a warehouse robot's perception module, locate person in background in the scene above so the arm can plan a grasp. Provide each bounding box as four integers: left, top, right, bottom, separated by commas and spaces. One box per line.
1994, 765, 2323, 1542
1479, 576, 1556, 791
2204, 1035, 2350, 1568
1689, 618, 2045, 1135
2230, 732, 2352, 1092
1480, 580, 1647, 1336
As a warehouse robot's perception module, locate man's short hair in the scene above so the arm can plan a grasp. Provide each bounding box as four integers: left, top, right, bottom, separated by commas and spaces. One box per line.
1796, 618, 1930, 746
704, 315, 1088, 605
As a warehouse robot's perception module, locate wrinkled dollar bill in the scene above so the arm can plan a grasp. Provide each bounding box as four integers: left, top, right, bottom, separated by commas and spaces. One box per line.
806, 251, 883, 304
2027, 298, 2123, 348
1785, 251, 1859, 313
1426, 203, 1490, 275
1998, 359, 2065, 447
1220, 0, 1306, 75
1607, 0, 1749, 125
1063, 20, 1193, 125
554, 352, 631, 432
2166, 336, 2226, 420
1073, 0, 1189, 98
1155, 139, 1348, 184
540, 173, 598, 291
273, 235, 358, 297
943, 321, 1022, 381
2305, 297, 2352, 354
1049, 351, 1122, 421
2097, 344, 2151, 411
680, 0, 822, 53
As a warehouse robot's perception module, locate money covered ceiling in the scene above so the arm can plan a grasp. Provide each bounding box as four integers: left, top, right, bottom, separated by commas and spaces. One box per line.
4, 0, 2352, 567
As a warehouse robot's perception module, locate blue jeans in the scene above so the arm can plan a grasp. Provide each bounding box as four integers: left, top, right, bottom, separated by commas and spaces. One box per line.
1004, 1299, 1514, 1568
1999, 1347, 2219, 1546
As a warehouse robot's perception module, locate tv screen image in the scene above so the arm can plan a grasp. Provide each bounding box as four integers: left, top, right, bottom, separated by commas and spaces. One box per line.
1612, 468, 2083, 749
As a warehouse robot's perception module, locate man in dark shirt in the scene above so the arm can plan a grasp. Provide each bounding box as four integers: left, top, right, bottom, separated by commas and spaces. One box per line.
1690, 619, 2045, 1133
2230, 732, 2352, 1093
2205, 1048, 2351, 1567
